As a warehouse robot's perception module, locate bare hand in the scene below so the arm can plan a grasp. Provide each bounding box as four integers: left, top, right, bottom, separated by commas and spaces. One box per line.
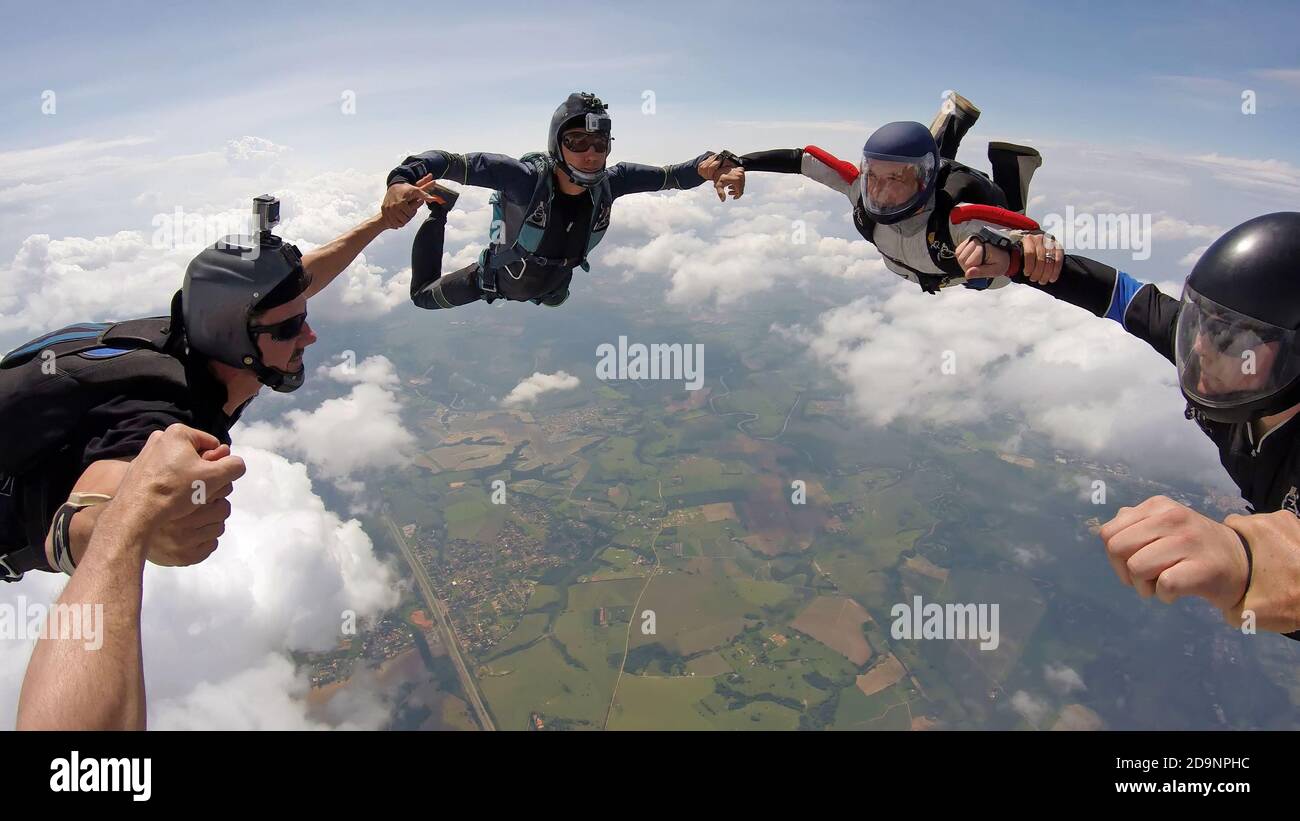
1021, 233, 1063, 284
697, 153, 745, 202
715, 166, 745, 201
1098, 495, 1250, 610
956, 236, 1010, 279
381, 174, 441, 229
110, 424, 246, 567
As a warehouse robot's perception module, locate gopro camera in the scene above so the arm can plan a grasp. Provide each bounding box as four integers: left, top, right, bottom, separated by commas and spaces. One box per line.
253, 195, 281, 241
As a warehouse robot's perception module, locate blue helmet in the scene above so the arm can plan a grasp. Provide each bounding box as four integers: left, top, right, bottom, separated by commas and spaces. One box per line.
859, 121, 940, 224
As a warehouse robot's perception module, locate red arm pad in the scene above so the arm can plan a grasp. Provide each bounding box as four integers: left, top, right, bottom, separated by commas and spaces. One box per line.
803, 145, 859, 185
950, 204, 1040, 230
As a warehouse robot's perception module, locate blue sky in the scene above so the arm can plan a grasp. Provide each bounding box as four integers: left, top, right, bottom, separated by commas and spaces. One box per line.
3, 0, 1298, 160
0, 0, 1296, 294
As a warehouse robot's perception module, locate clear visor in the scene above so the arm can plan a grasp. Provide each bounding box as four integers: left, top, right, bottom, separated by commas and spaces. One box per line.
859, 153, 934, 219
1175, 285, 1300, 409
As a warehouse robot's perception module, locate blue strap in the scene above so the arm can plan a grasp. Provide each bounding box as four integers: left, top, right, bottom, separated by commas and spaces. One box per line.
79, 347, 135, 359
4, 328, 103, 359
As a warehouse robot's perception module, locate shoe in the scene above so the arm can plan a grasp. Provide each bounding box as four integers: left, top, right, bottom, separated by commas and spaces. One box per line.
426, 183, 460, 214
929, 91, 981, 161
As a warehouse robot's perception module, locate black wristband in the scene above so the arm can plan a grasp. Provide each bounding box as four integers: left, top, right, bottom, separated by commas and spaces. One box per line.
1234, 529, 1254, 606
51, 503, 80, 575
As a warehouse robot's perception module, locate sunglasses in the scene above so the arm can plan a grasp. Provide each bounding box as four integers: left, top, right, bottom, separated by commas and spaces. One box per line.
249, 312, 308, 342
561, 132, 612, 154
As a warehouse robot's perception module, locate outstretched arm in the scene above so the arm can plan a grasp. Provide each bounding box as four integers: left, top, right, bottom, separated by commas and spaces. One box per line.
1007, 251, 1180, 364
301, 213, 388, 300
387, 150, 536, 194
607, 152, 712, 198
737, 146, 859, 198
949, 205, 1181, 363
305, 172, 462, 297
384, 151, 537, 228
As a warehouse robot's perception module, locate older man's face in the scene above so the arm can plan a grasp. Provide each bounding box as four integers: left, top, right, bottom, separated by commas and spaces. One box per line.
864, 160, 921, 210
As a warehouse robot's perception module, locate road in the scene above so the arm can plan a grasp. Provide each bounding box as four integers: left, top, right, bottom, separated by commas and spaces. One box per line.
382, 512, 496, 731
602, 479, 667, 730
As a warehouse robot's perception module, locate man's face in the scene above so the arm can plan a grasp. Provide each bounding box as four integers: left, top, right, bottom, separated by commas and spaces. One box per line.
1191, 331, 1280, 397
560, 127, 610, 176
864, 160, 921, 210
251, 294, 316, 376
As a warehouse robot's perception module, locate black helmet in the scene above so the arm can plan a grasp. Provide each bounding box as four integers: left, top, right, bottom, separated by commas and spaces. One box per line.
547, 92, 612, 188
182, 195, 307, 393
1175, 212, 1300, 423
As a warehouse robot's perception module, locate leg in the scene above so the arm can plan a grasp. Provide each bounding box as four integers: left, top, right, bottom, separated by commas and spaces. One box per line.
987, 142, 1042, 214
929, 91, 980, 161
409, 186, 461, 304
412, 262, 485, 310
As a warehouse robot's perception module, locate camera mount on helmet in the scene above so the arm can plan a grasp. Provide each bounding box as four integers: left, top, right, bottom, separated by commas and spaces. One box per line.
182, 195, 308, 393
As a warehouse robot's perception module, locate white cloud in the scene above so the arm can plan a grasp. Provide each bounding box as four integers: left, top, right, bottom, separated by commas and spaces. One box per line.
602, 180, 880, 306
1182, 153, 1300, 197
0, 231, 188, 337
777, 282, 1231, 490
236, 355, 415, 482
502, 371, 581, 407
1010, 690, 1052, 726
225, 136, 290, 164
0, 160, 427, 345
1180, 244, 1210, 268
318, 353, 402, 388
0, 136, 157, 191
1012, 545, 1049, 568
1150, 217, 1221, 244
1045, 663, 1087, 695
1253, 68, 1300, 88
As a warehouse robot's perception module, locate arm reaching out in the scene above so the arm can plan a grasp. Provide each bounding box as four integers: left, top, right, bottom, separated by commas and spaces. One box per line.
303, 175, 451, 299
738, 146, 859, 198
383, 150, 538, 228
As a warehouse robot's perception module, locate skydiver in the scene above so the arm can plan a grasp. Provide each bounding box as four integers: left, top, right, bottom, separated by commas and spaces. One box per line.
0, 197, 424, 583
723, 91, 1075, 296
381, 92, 743, 311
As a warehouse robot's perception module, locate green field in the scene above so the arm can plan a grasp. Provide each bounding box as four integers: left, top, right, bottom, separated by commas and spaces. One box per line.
607, 675, 716, 730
